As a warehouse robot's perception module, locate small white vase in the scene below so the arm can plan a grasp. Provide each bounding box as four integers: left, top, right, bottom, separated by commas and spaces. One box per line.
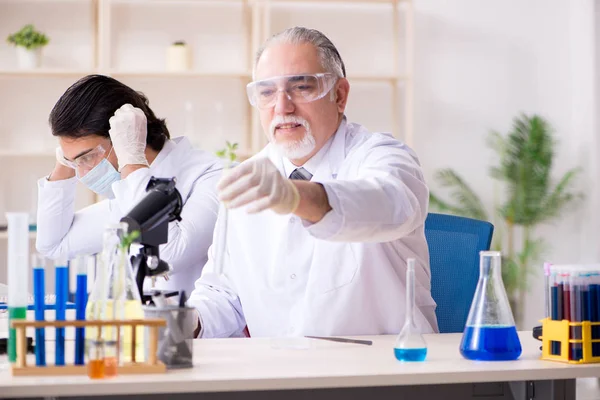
166, 43, 192, 72
16, 47, 42, 69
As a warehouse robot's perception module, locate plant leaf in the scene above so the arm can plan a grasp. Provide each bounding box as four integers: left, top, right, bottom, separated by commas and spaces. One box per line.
120, 230, 140, 250
6, 24, 49, 50
430, 169, 488, 221
538, 168, 584, 222
429, 192, 473, 217
501, 255, 519, 299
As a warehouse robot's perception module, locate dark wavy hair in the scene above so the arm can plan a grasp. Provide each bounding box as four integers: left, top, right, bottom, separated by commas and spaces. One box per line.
49, 74, 170, 151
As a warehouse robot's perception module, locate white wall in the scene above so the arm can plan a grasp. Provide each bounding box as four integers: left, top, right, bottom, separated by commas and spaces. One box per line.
413, 0, 598, 329
1, 0, 598, 330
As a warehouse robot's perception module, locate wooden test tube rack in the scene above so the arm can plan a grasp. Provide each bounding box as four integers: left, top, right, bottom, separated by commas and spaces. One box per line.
11, 319, 167, 376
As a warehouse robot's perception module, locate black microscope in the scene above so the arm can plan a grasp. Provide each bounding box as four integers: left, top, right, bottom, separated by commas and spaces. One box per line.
120, 176, 183, 304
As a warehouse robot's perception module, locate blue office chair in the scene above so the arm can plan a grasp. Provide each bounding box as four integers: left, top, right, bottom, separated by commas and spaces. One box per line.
424, 213, 494, 334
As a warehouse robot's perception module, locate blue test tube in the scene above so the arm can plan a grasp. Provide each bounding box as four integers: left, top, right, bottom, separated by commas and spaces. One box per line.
55, 257, 68, 366
593, 272, 600, 357
550, 269, 564, 356
550, 268, 559, 355
73, 255, 88, 365
582, 272, 591, 323
32, 254, 46, 366
571, 270, 582, 361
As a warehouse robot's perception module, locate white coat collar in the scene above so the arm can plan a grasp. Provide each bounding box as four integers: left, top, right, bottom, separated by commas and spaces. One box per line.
149, 136, 188, 174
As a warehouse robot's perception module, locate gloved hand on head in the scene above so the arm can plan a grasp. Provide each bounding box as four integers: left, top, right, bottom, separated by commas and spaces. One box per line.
108, 103, 149, 171
217, 157, 300, 214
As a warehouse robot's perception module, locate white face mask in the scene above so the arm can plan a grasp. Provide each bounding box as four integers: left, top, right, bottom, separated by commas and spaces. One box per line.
78, 158, 120, 199
269, 115, 316, 160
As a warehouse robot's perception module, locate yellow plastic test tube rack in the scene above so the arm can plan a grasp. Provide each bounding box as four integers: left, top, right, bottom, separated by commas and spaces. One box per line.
540, 318, 600, 364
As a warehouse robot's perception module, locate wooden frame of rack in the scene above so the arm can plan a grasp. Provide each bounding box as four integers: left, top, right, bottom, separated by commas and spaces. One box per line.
10, 318, 167, 376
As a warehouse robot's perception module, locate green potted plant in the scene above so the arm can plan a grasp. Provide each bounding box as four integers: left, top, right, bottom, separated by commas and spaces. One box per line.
6, 24, 50, 69
429, 113, 583, 327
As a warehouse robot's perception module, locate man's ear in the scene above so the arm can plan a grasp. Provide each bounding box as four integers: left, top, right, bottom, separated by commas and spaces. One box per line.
334, 78, 350, 113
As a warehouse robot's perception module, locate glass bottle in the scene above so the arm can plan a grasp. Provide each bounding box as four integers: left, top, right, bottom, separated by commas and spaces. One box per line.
86, 223, 145, 364
105, 222, 145, 363
460, 251, 522, 361
86, 250, 109, 349
394, 258, 427, 361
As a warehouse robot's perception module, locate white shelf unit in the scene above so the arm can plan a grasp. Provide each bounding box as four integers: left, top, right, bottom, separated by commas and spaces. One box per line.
0, 0, 413, 236
0, 0, 413, 151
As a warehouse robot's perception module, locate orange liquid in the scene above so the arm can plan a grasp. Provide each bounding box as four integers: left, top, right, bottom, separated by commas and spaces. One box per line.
88, 359, 105, 379
104, 357, 118, 377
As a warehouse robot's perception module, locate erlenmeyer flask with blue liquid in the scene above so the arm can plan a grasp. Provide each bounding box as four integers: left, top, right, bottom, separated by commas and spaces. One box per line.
460, 251, 522, 361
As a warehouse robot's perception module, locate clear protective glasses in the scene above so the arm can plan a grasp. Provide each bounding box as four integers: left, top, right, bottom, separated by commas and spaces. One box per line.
61, 143, 111, 176
246, 73, 338, 109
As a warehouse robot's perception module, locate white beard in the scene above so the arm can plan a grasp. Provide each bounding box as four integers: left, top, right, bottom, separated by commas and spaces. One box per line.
269, 115, 316, 160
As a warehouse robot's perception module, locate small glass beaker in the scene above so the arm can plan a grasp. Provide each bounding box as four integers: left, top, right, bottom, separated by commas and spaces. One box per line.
87, 339, 105, 379
104, 340, 118, 377
143, 306, 195, 369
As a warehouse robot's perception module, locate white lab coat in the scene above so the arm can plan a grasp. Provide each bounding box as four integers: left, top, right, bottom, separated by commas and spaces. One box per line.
188, 118, 439, 338
36, 136, 223, 295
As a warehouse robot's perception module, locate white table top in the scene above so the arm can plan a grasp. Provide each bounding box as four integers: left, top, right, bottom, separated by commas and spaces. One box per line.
1, 331, 599, 398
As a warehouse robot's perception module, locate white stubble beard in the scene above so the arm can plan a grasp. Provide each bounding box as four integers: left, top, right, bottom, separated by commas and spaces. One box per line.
269, 115, 316, 160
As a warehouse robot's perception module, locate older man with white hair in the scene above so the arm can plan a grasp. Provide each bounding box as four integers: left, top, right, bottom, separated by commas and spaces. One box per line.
187, 26, 438, 338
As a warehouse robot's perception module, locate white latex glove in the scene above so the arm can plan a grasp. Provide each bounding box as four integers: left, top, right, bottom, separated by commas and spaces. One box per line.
217, 158, 300, 214
55, 147, 74, 169
108, 103, 149, 171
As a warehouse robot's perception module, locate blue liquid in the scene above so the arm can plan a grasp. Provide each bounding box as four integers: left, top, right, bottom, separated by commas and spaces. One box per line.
55, 266, 68, 366
590, 284, 600, 357
460, 325, 522, 361
551, 285, 561, 355
33, 268, 46, 366
394, 347, 427, 362
74, 274, 87, 365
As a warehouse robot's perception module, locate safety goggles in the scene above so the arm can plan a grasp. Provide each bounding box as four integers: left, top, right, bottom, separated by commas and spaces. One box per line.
246, 73, 338, 109
61, 143, 111, 172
